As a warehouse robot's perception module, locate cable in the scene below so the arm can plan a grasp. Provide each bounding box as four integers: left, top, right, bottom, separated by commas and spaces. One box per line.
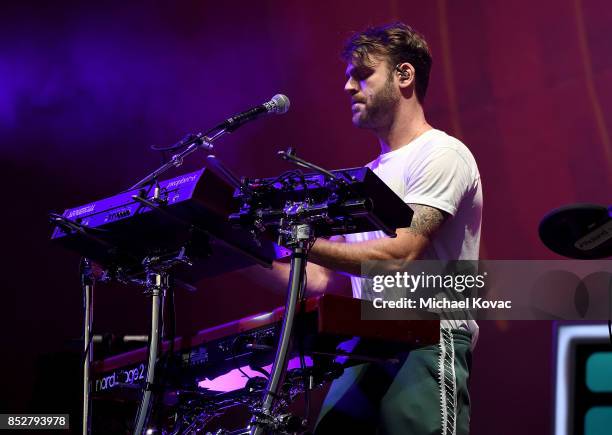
230, 337, 252, 380
250, 366, 271, 379
150, 126, 221, 152
81, 333, 95, 369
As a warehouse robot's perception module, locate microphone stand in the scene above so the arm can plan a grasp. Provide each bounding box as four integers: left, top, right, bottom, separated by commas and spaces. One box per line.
132, 250, 192, 435
80, 258, 95, 435
249, 223, 312, 435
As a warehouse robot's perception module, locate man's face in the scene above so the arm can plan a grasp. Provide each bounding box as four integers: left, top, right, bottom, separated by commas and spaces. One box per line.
344, 56, 399, 129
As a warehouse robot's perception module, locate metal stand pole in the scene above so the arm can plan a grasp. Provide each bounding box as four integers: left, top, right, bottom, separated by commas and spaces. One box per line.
250, 224, 310, 435
81, 259, 94, 435
133, 270, 168, 435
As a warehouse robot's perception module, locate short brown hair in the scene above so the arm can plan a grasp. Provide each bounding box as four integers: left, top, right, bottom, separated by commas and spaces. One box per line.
342, 22, 432, 103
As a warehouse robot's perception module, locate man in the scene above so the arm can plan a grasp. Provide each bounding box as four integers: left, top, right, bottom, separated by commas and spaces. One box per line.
253, 22, 482, 434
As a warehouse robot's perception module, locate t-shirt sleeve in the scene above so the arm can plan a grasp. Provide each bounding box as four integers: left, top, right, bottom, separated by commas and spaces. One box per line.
402, 147, 473, 217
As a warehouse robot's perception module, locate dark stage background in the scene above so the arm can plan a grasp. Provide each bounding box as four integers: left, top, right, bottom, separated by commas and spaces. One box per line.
1, 1, 611, 433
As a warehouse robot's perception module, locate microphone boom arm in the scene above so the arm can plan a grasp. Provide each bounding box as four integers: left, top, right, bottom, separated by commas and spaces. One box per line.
278, 148, 345, 186
130, 94, 289, 190
129, 129, 224, 190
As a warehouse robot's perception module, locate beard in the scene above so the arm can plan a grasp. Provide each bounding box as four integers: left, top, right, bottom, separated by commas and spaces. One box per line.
353, 77, 399, 129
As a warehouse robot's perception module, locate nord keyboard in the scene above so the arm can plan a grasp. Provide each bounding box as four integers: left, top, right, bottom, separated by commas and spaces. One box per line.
92, 294, 439, 396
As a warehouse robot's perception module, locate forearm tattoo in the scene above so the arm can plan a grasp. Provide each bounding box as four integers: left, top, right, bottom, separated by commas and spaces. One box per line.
404, 204, 446, 238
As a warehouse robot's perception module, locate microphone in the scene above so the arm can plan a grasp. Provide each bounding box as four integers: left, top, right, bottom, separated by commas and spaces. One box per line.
221, 94, 290, 132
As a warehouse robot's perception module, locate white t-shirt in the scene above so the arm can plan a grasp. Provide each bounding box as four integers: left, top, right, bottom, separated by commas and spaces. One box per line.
345, 128, 483, 339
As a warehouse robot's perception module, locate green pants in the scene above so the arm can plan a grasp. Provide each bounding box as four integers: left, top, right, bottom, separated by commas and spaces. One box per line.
314, 329, 472, 435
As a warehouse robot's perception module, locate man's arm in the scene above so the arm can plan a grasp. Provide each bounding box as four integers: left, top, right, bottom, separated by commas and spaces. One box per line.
308, 204, 447, 276
238, 235, 351, 296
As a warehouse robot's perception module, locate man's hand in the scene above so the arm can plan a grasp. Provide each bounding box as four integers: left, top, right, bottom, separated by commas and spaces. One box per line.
237, 236, 351, 296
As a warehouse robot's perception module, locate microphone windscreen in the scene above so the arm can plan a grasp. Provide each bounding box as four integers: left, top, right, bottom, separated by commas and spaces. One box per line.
270, 94, 290, 114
